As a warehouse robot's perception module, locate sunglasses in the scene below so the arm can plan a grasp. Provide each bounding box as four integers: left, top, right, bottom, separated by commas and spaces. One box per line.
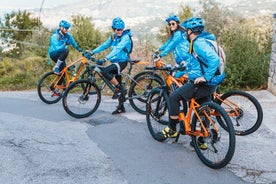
115, 29, 123, 32
168, 22, 176, 26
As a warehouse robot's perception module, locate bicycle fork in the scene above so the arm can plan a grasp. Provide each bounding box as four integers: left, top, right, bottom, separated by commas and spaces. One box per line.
79, 81, 92, 102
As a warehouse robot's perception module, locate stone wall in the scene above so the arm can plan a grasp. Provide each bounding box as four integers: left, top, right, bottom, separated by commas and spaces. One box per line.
268, 14, 276, 95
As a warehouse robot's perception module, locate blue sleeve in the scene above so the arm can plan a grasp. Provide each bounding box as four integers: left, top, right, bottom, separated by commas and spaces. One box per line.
159, 31, 182, 58
67, 33, 79, 49
159, 39, 170, 51
93, 36, 113, 54
194, 39, 220, 81
106, 34, 130, 60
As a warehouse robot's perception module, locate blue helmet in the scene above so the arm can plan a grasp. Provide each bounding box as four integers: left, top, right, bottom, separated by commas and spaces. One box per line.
182, 17, 204, 33
59, 20, 71, 29
112, 17, 125, 30
166, 15, 180, 23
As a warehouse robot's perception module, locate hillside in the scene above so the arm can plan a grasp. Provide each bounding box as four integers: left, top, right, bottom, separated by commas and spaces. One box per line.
31, 0, 275, 38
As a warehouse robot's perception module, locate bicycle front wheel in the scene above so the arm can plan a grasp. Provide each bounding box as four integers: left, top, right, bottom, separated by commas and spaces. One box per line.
37, 71, 64, 104
191, 102, 236, 169
129, 74, 164, 114
215, 90, 263, 135
62, 79, 101, 118
146, 87, 170, 142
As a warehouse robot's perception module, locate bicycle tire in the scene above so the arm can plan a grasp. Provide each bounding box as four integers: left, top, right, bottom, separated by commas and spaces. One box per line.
214, 90, 263, 135
62, 79, 101, 118
37, 71, 64, 104
129, 74, 164, 114
146, 87, 170, 142
191, 102, 236, 169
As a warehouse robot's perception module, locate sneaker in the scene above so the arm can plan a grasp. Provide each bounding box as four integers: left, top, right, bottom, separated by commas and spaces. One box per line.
161, 126, 178, 138
190, 137, 208, 150
112, 105, 126, 114
53, 67, 60, 75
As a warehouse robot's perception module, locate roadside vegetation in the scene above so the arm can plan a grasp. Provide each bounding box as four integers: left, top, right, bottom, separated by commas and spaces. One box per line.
0, 0, 273, 92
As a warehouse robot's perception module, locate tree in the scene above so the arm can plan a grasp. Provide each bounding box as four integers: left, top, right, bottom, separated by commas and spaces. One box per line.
221, 19, 272, 90
0, 10, 41, 57
199, 0, 239, 40
71, 15, 102, 51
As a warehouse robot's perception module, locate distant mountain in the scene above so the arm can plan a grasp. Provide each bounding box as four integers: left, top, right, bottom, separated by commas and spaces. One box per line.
226, 0, 276, 17
32, 0, 275, 38
35, 0, 197, 33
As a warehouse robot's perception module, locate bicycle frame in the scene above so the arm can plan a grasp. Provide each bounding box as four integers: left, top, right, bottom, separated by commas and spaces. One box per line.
146, 58, 236, 169
91, 60, 149, 100
213, 92, 241, 117
50, 56, 89, 91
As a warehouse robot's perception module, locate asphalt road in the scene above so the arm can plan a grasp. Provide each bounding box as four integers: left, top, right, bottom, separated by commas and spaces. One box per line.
0, 90, 275, 184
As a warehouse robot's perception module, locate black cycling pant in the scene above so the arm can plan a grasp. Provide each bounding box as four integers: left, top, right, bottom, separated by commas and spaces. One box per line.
169, 81, 216, 116
102, 62, 127, 81
49, 49, 69, 70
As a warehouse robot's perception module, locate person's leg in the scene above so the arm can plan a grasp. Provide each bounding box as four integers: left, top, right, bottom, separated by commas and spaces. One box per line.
112, 63, 128, 114
102, 63, 127, 114
162, 82, 194, 138
193, 84, 216, 103
190, 84, 216, 150
103, 63, 125, 96
53, 49, 69, 75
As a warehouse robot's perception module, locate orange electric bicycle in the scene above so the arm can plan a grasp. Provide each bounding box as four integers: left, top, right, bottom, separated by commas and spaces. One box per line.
37, 51, 93, 104
145, 61, 236, 169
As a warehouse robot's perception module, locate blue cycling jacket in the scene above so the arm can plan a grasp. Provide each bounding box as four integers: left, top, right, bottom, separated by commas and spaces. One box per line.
186, 32, 220, 82
159, 30, 190, 64
93, 29, 132, 63
48, 29, 80, 55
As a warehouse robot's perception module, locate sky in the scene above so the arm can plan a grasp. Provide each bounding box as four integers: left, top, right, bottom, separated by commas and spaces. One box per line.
0, 0, 80, 16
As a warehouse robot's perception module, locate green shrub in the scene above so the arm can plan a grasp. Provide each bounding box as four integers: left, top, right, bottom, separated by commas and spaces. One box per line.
0, 56, 47, 90
220, 25, 271, 91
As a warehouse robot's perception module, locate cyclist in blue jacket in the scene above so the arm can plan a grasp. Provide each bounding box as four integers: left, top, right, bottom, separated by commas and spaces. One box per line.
48, 20, 82, 75
155, 14, 190, 78
91, 17, 132, 114
161, 17, 220, 150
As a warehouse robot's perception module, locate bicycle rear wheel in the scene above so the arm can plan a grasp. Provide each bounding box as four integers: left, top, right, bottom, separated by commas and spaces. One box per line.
37, 71, 64, 104
146, 87, 170, 142
62, 79, 101, 118
191, 102, 235, 169
214, 90, 263, 135
129, 74, 164, 114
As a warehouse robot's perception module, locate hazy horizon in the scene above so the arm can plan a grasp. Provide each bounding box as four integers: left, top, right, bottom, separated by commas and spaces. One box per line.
0, 0, 244, 17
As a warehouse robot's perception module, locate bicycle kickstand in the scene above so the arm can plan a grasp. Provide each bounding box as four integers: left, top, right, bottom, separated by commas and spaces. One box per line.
173, 133, 180, 143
